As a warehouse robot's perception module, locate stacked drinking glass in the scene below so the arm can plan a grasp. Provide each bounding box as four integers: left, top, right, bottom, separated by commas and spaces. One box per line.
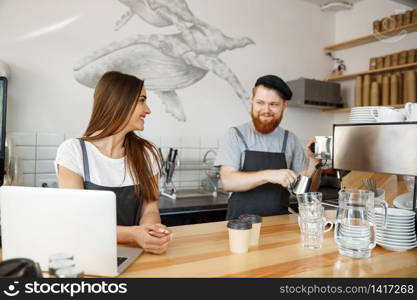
296, 192, 333, 250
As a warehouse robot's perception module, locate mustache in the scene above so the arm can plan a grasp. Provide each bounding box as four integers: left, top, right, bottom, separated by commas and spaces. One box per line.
251, 111, 282, 134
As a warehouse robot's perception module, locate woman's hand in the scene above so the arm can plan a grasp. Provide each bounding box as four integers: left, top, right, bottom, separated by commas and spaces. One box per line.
130, 224, 173, 254
147, 223, 171, 238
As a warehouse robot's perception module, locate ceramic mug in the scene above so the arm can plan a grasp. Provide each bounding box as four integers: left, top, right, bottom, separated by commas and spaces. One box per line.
371, 107, 406, 122
405, 102, 417, 121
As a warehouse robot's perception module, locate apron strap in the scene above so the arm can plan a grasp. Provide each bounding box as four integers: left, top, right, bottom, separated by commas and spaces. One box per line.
281, 130, 289, 153
233, 127, 249, 150
79, 139, 91, 182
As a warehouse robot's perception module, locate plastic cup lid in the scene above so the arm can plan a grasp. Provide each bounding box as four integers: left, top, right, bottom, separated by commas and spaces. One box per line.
48, 259, 75, 275
48, 253, 74, 263
239, 214, 262, 224
55, 266, 84, 278
227, 219, 252, 230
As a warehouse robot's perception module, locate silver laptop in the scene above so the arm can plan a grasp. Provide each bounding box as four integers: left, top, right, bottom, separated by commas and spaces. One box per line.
0, 186, 143, 276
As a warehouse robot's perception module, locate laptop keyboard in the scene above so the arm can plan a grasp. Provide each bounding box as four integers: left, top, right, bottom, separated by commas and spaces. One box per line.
117, 256, 128, 266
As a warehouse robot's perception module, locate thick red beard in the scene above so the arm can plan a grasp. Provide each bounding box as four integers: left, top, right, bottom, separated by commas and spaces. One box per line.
251, 111, 282, 134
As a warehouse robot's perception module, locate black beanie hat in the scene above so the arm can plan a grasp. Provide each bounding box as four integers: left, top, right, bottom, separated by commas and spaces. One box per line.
254, 75, 292, 100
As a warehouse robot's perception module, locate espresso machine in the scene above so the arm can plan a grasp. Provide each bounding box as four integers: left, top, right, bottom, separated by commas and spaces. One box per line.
332, 122, 417, 233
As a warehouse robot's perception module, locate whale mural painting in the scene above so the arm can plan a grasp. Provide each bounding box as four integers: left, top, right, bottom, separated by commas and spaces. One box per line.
73, 0, 255, 122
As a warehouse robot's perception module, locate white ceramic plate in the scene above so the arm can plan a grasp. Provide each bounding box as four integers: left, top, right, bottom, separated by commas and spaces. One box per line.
349, 116, 374, 118
377, 238, 417, 246
375, 214, 415, 221
339, 228, 370, 234
375, 207, 416, 217
375, 220, 415, 228
377, 242, 417, 252
376, 228, 416, 237
375, 219, 414, 226
351, 106, 386, 110
376, 233, 416, 241
375, 224, 415, 232
393, 192, 414, 210
376, 227, 416, 234
339, 226, 370, 232
349, 114, 373, 117
376, 238, 417, 247
375, 225, 415, 233
375, 213, 415, 220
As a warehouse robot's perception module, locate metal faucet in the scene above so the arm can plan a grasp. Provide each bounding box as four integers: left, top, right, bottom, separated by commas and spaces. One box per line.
202, 149, 217, 165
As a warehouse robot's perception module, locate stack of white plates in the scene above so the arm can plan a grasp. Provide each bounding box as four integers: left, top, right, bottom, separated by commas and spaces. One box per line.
339, 223, 370, 238
374, 207, 417, 251
349, 106, 389, 123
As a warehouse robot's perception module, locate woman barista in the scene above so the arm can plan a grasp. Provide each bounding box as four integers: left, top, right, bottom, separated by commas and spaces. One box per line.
55, 71, 172, 254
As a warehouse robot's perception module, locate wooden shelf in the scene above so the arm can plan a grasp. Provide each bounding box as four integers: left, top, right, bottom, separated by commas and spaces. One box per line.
325, 62, 417, 81
322, 104, 405, 113
324, 23, 417, 52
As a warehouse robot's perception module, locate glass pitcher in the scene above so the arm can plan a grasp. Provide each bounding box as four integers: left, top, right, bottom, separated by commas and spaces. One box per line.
335, 189, 388, 258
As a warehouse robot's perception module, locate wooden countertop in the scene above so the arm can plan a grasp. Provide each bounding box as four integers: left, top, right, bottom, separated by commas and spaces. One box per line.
1, 172, 414, 278
120, 211, 417, 278
120, 171, 416, 278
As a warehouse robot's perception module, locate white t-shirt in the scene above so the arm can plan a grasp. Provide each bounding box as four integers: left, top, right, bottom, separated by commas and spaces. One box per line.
55, 138, 158, 187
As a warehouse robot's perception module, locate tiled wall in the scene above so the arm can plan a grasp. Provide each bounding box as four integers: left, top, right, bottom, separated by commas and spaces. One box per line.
9, 132, 79, 187
156, 136, 220, 191
9, 132, 220, 191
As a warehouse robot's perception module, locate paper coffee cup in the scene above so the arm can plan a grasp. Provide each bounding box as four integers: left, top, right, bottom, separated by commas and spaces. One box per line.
227, 220, 251, 254
239, 214, 262, 246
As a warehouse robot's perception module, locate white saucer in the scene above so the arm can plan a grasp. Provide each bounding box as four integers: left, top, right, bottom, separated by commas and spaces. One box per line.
376, 227, 416, 234
377, 242, 417, 252
376, 238, 417, 246
393, 192, 414, 210
375, 219, 415, 225
375, 207, 416, 217
375, 220, 415, 227
375, 213, 415, 221
352, 106, 386, 110
376, 234, 416, 242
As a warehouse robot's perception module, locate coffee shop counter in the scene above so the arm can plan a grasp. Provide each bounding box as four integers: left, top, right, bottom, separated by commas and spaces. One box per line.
159, 188, 339, 213
120, 211, 417, 278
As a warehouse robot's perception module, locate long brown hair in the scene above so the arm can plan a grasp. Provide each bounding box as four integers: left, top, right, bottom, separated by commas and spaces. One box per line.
81, 71, 161, 202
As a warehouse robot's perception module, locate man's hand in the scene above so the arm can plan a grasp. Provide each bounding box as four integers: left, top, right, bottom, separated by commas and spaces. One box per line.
306, 139, 321, 167
263, 169, 298, 187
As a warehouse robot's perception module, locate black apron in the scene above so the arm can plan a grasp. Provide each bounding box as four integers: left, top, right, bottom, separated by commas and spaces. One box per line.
226, 127, 290, 220
79, 140, 142, 226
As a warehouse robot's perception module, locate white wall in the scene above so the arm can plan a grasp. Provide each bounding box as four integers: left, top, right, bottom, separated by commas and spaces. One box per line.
0, 0, 335, 146
2, 0, 415, 187
332, 0, 417, 124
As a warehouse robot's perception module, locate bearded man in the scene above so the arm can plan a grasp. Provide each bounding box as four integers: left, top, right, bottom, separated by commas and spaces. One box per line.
215, 75, 320, 219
